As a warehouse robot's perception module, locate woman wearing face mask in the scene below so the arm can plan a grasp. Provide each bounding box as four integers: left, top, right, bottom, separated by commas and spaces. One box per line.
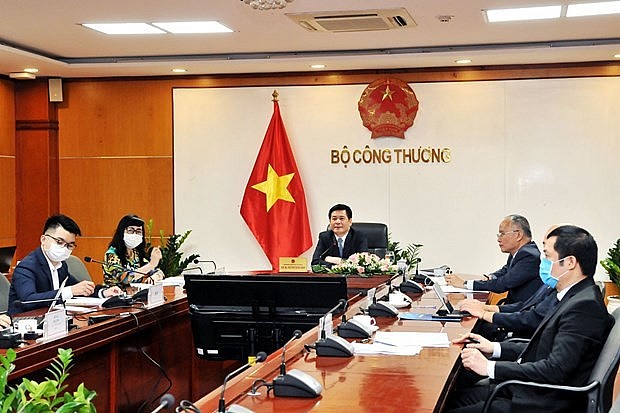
103, 214, 164, 288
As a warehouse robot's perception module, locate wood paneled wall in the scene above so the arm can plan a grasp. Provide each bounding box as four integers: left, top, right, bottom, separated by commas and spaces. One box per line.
57, 81, 174, 283
0, 79, 16, 249
6, 61, 620, 283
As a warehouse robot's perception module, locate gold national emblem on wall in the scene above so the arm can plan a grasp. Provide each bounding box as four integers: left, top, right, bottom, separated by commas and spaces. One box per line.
358, 77, 419, 139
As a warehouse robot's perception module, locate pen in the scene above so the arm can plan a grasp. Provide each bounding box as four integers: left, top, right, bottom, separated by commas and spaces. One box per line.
482, 274, 490, 280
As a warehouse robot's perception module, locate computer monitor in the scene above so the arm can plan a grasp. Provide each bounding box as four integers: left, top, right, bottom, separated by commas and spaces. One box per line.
0, 246, 16, 274
185, 273, 348, 361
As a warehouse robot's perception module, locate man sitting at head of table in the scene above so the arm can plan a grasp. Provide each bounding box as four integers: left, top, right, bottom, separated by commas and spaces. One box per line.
446, 214, 542, 304
8, 214, 122, 315
446, 225, 614, 413
311, 203, 368, 268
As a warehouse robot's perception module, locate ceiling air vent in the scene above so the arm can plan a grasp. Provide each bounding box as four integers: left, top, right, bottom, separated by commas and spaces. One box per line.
287, 8, 416, 33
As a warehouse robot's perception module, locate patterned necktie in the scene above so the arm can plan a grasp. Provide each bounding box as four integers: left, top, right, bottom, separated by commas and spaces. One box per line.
337, 238, 344, 257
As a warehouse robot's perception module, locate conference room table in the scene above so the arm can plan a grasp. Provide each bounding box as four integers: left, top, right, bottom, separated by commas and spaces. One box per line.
3, 273, 483, 412
194, 276, 486, 413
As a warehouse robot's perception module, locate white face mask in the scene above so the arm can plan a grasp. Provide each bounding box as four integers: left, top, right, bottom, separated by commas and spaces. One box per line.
46, 243, 72, 262
124, 233, 143, 249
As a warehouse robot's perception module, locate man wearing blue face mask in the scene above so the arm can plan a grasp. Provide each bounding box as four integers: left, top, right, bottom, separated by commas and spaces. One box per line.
8, 214, 122, 314
446, 225, 614, 413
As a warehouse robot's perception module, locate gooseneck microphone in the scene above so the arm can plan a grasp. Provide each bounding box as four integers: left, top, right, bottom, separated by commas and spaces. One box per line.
149, 393, 175, 413
319, 242, 337, 260
13, 298, 66, 307
193, 259, 217, 274
84, 256, 150, 281
273, 329, 323, 398
218, 351, 267, 413
315, 298, 354, 357
400, 258, 424, 293
279, 329, 302, 375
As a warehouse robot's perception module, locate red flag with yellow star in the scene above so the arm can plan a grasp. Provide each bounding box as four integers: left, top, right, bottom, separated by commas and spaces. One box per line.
240, 96, 312, 270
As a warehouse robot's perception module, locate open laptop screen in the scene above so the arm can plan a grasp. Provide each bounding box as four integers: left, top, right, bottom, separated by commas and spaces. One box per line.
432, 283, 456, 313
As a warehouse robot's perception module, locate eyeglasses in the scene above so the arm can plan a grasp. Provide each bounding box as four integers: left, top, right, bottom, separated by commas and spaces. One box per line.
45, 234, 77, 250
496, 230, 520, 238
125, 227, 143, 235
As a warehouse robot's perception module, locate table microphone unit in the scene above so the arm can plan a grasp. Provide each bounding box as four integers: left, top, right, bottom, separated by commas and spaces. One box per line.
273, 330, 323, 398
149, 393, 175, 413
315, 299, 354, 357
400, 258, 425, 293
218, 351, 267, 413
368, 296, 399, 318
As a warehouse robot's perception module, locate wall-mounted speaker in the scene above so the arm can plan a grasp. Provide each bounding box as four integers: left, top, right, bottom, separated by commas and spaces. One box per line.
48, 78, 63, 102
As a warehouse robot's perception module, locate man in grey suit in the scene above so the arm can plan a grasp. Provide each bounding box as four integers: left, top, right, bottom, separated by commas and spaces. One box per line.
446, 225, 614, 413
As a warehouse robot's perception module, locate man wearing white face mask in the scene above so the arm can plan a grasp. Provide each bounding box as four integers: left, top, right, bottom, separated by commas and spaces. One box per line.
8, 215, 122, 315
103, 214, 164, 287
446, 225, 614, 413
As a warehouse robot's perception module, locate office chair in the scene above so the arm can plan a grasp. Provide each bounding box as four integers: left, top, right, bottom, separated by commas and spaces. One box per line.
482, 308, 620, 413
66, 255, 93, 282
0, 273, 9, 312
351, 222, 388, 258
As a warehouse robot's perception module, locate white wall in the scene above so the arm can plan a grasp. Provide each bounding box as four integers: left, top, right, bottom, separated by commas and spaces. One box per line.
173, 77, 620, 280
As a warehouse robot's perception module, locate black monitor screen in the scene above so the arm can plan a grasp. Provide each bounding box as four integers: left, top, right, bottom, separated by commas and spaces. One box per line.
0, 246, 16, 274
185, 274, 348, 360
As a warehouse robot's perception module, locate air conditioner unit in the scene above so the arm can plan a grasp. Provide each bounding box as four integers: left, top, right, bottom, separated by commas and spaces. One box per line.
287, 8, 416, 32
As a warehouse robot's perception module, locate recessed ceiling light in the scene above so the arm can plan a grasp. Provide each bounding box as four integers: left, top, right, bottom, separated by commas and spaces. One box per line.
310, 64, 326, 69
23, 68, 39, 73
614, 53, 620, 58
152, 21, 232, 34
567, 1, 620, 17
484, 5, 562, 22
172, 68, 188, 73
455, 59, 472, 64
82, 23, 165, 35
9, 72, 36, 80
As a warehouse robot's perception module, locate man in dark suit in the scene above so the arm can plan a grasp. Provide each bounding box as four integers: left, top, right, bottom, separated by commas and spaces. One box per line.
446, 225, 614, 413
311, 204, 368, 267
461, 284, 558, 339
446, 214, 542, 304
8, 214, 122, 315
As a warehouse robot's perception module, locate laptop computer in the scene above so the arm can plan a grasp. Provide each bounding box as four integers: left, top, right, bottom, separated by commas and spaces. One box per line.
13, 277, 68, 329
0, 246, 16, 274
431, 283, 471, 318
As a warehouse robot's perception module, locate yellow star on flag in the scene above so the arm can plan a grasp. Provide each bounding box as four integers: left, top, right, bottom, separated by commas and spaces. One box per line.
251, 164, 296, 212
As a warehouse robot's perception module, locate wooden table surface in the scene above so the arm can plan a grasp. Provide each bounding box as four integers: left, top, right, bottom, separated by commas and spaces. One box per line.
194, 279, 483, 413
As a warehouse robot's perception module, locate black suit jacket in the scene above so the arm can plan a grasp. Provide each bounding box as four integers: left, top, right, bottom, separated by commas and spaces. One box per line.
311, 227, 369, 266
494, 277, 614, 412
8, 247, 102, 314
492, 286, 558, 337
473, 241, 542, 304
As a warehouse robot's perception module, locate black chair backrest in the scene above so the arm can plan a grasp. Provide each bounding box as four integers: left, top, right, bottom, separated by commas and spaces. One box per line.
352, 222, 388, 251
587, 307, 620, 413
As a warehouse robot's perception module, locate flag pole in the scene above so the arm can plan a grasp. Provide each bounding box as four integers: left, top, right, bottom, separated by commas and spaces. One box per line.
272, 90, 279, 102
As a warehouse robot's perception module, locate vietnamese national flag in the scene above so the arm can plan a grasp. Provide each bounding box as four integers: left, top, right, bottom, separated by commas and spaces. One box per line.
240, 97, 312, 270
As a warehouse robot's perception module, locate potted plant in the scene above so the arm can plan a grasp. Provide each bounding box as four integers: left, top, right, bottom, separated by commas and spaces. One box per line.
388, 236, 423, 269
0, 348, 96, 412
601, 238, 620, 309
145, 220, 200, 278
